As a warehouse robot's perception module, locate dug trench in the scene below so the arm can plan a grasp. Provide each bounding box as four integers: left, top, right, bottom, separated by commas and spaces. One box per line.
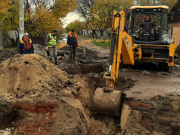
0, 45, 180, 134
58, 46, 180, 135
50, 46, 180, 135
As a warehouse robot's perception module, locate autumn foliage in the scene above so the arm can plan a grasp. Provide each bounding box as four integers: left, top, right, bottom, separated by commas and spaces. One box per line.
66, 21, 86, 35
0, 0, 78, 37
87, 0, 134, 38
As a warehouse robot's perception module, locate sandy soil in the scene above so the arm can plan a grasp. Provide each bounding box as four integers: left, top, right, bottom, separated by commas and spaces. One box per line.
0, 40, 180, 135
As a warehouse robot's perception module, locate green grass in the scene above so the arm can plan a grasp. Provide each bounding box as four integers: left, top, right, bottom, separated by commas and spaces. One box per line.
92, 41, 110, 48
4, 47, 17, 50
78, 35, 91, 40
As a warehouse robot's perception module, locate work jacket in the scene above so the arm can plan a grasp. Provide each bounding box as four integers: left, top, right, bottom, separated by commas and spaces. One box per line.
67, 32, 79, 48
48, 33, 57, 48
17, 37, 34, 54
140, 21, 155, 33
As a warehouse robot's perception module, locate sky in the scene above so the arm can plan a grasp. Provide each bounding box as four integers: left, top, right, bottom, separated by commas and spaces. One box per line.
61, 11, 85, 28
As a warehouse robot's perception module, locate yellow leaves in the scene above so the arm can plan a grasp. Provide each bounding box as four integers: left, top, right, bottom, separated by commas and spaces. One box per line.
24, 0, 78, 36
29, 3, 61, 36
0, 0, 78, 36
159, 0, 177, 10
89, 0, 134, 30
28, 0, 78, 36
66, 21, 85, 34
135, 0, 177, 10
0, 0, 12, 21
0, 1, 19, 34
52, 0, 78, 18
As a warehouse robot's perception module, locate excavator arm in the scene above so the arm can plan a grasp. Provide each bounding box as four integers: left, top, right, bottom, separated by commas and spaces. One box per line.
104, 10, 141, 90
93, 10, 141, 116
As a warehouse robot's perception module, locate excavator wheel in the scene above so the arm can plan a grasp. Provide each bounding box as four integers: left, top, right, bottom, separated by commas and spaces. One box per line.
93, 88, 122, 116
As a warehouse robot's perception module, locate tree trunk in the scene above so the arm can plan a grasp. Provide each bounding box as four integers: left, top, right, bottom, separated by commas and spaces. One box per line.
99, 29, 105, 42
0, 31, 4, 50
86, 29, 89, 36
92, 29, 95, 39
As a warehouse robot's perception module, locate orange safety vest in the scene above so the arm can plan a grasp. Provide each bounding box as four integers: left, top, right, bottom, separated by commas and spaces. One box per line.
69, 32, 79, 47
20, 38, 32, 51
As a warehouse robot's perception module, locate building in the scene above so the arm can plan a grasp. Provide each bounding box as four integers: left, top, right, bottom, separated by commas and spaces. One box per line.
169, 0, 180, 47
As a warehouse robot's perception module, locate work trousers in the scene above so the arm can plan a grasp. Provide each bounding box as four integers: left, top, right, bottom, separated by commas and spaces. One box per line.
48, 47, 57, 58
69, 47, 76, 60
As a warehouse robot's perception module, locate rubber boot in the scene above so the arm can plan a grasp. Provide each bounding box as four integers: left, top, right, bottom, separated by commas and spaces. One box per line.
54, 57, 58, 65
49, 58, 52, 63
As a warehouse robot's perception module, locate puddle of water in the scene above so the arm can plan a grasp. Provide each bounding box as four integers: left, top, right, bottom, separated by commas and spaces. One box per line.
59, 38, 67, 43
0, 130, 12, 135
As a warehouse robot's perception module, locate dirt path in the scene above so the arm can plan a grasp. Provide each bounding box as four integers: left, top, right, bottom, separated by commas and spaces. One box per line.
121, 68, 180, 99
79, 40, 110, 54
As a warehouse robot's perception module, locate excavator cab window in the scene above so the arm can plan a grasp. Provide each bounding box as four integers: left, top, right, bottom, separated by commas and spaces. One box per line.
132, 14, 161, 41
129, 8, 170, 45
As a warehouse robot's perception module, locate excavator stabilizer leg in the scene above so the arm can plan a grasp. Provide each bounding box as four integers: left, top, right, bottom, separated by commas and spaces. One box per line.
93, 88, 122, 116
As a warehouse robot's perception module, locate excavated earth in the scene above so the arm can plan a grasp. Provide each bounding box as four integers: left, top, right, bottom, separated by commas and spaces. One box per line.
0, 43, 180, 135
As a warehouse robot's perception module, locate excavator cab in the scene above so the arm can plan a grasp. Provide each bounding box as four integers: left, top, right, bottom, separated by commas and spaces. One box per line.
128, 6, 174, 44
93, 6, 176, 116
127, 6, 175, 72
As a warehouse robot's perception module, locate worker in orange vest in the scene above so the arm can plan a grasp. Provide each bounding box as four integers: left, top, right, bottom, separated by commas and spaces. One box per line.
17, 33, 34, 54
67, 29, 79, 60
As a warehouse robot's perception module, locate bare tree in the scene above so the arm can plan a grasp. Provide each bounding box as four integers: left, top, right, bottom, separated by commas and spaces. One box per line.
77, 0, 95, 37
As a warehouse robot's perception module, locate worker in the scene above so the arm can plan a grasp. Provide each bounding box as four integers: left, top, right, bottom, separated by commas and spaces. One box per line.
45, 29, 58, 65
140, 15, 155, 40
17, 33, 34, 54
67, 29, 79, 60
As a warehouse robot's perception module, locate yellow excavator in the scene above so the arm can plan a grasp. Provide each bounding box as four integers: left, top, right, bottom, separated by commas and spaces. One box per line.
93, 6, 175, 116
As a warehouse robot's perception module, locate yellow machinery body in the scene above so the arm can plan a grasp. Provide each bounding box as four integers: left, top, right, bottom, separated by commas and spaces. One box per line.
93, 7, 176, 116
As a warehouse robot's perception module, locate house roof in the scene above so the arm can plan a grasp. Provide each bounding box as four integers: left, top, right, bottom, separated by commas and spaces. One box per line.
130, 5, 169, 10
170, 0, 180, 11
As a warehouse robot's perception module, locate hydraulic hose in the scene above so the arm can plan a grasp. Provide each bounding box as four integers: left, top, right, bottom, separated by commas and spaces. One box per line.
109, 31, 117, 66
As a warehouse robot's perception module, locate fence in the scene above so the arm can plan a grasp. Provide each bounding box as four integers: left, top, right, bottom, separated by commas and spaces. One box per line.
82, 29, 110, 39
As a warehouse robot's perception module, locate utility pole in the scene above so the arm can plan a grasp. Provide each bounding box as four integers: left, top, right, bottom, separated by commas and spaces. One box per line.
19, 0, 24, 39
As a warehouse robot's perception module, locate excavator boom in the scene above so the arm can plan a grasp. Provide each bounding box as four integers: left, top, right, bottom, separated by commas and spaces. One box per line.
93, 10, 141, 116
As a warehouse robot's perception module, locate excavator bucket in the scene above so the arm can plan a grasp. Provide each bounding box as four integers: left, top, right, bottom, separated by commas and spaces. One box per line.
93, 11, 124, 116
93, 88, 122, 116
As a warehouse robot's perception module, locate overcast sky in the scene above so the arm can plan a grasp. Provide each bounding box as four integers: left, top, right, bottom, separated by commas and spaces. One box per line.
61, 11, 85, 28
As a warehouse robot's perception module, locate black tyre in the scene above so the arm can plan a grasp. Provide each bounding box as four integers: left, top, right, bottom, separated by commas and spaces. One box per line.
159, 62, 172, 73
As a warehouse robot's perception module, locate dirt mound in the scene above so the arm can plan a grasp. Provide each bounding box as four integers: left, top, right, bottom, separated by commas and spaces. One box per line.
0, 54, 91, 135
0, 54, 69, 97
9, 91, 90, 135
48, 90, 90, 135
121, 104, 153, 135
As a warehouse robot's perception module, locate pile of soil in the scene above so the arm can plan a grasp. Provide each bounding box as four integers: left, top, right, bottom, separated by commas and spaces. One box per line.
0, 54, 69, 97
0, 44, 47, 65
0, 54, 90, 135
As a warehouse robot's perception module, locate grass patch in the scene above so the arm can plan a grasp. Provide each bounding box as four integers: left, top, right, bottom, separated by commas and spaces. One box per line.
4, 47, 17, 50
91, 41, 110, 48
78, 35, 91, 40
57, 42, 67, 49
